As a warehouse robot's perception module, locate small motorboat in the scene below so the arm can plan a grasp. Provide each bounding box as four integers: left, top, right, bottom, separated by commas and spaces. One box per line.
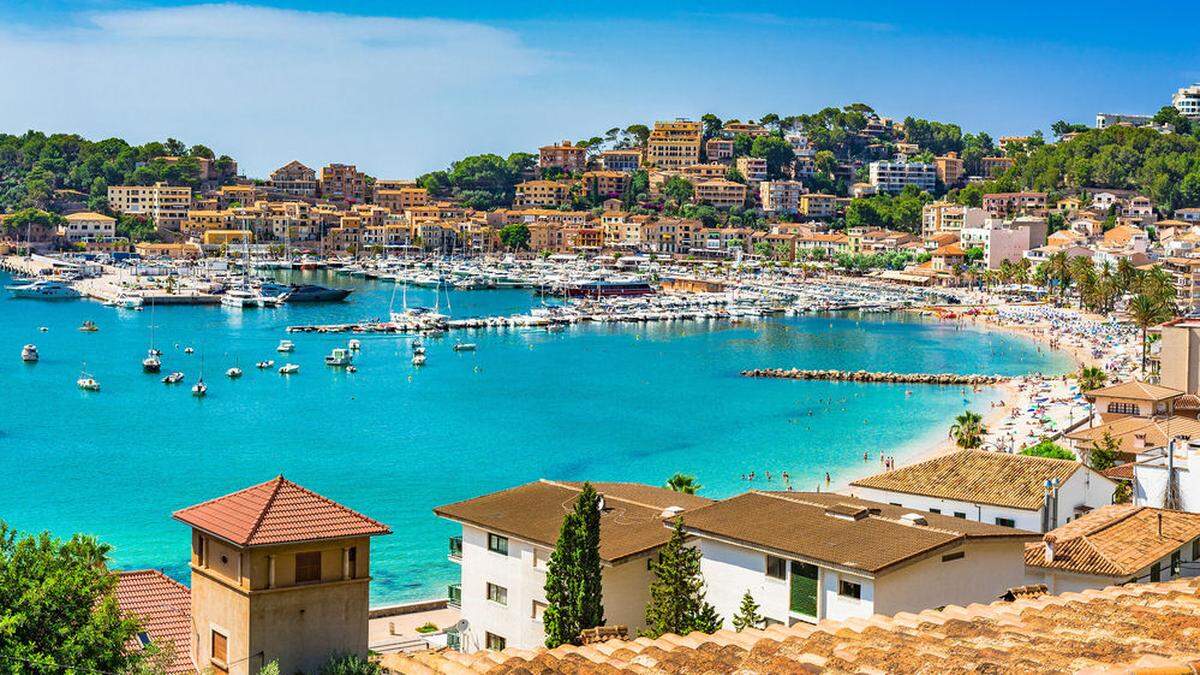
226, 367, 243, 378
277, 340, 295, 353
413, 344, 427, 355
412, 353, 427, 366
162, 371, 185, 384
142, 350, 162, 373
256, 360, 275, 369
453, 342, 477, 352
278, 363, 300, 375
348, 339, 361, 351
191, 379, 208, 397
346, 365, 357, 373
184, 347, 195, 354
79, 321, 99, 332
38, 326, 48, 332
77, 375, 100, 391
325, 348, 353, 367
21, 344, 38, 362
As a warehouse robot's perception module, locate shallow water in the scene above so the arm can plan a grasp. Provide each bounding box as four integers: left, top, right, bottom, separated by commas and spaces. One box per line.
0, 270, 1072, 603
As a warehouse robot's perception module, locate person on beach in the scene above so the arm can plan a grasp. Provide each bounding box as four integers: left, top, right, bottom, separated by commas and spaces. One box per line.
825, 472, 831, 486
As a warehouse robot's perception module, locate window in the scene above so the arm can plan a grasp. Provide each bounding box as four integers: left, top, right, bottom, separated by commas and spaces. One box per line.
995, 517, 1016, 528
295, 551, 322, 583
765, 554, 787, 580
838, 579, 862, 599
487, 533, 509, 555
1172, 551, 1182, 576
1151, 563, 1162, 582
348, 546, 358, 579
889, 502, 902, 507
486, 632, 507, 651
136, 631, 152, 648
954, 512, 967, 519
211, 630, 229, 674
486, 582, 508, 606
942, 551, 965, 562
532, 600, 547, 621
1193, 539, 1199, 560
534, 548, 548, 569
929, 508, 941, 514
1107, 402, 1140, 416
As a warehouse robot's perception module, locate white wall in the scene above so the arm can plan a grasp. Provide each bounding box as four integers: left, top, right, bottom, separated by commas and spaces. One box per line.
697, 538, 793, 627
821, 568, 875, 622
873, 539, 1029, 616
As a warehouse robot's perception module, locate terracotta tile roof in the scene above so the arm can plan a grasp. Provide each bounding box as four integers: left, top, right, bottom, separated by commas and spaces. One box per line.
1102, 462, 1136, 481
849, 449, 1084, 510
680, 491, 1036, 574
932, 243, 965, 256
434, 480, 712, 564
1084, 380, 1183, 401
1066, 415, 1200, 452
1025, 505, 1200, 577
114, 570, 196, 674
383, 578, 1200, 673
172, 476, 390, 547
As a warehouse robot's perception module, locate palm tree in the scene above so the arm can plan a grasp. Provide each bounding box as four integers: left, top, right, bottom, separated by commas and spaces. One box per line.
666, 473, 701, 494
1069, 255, 1095, 309
1045, 251, 1072, 305
1077, 365, 1107, 426
949, 411, 987, 449
1013, 258, 1031, 286
1126, 294, 1173, 375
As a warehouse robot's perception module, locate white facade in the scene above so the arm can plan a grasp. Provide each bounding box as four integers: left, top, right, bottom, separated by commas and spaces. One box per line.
451, 524, 654, 653
60, 212, 117, 242
848, 466, 1116, 533
868, 160, 936, 194
758, 180, 805, 213
1174, 83, 1200, 119
959, 217, 1048, 269
696, 535, 1030, 628
1134, 444, 1200, 511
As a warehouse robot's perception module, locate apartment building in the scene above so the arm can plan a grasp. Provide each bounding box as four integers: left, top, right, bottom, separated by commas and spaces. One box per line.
759, 180, 806, 213
934, 153, 965, 187
268, 161, 318, 197
959, 217, 1049, 269
538, 141, 588, 174
59, 211, 116, 242
980, 156, 1016, 177
792, 155, 816, 178
108, 182, 193, 230
435, 480, 711, 652
683, 491, 1037, 627
182, 209, 232, 240
799, 193, 840, 218
598, 149, 641, 173
983, 192, 1048, 218
319, 163, 368, 203
795, 232, 850, 257
646, 120, 702, 170
921, 201, 988, 236
1163, 257, 1200, 313
868, 160, 936, 194
694, 179, 747, 209
705, 138, 734, 163
721, 122, 769, 138
374, 187, 431, 212
647, 217, 698, 254
513, 180, 570, 208
848, 450, 1115, 533
681, 163, 727, 183
1096, 113, 1156, 129
582, 171, 629, 200
735, 156, 768, 184
1174, 83, 1200, 119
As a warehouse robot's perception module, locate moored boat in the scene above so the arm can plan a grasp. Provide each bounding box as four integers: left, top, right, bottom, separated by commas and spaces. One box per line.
324, 348, 353, 367
6, 279, 81, 300
21, 344, 38, 362
278, 363, 300, 375
277, 339, 295, 353
162, 371, 185, 384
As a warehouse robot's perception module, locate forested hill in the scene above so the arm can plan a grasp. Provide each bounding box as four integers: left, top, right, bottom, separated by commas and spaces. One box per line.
0, 131, 236, 213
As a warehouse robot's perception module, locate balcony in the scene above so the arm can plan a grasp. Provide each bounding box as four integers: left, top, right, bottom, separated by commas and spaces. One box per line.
448, 583, 462, 608
449, 536, 463, 561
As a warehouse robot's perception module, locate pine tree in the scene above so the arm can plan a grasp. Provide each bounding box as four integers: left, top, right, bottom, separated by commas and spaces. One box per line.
542, 482, 605, 648
643, 518, 722, 637
731, 591, 764, 632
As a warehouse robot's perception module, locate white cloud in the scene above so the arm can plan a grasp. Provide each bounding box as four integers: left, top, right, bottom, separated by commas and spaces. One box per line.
0, 4, 548, 177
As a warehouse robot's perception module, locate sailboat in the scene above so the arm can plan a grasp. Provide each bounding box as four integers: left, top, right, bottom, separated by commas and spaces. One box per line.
192, 356, 208, 396
77, 363, 100, 391
389, 272, 447, 325
142, 302, 161, 373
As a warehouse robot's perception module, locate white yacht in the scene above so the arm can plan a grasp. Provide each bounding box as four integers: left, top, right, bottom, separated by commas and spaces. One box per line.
7, 280, 81, 300
221, 288, 261, 308
191, 379, 208, 397
142, 350, 161, 373
453, 342, 477, 352
324, 348, 353, 367
276, 339, 295, 353
21, 344, 38, 362
278, 363, 300, 375
117, 294, 144, 309
77, 367, 100, 392
411, 353, 427, 366
226, 367, 243, 378
162, 371, 184, 384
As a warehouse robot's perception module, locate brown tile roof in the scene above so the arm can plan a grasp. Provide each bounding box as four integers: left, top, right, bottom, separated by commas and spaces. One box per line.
383, 578, 1200, 673
1066, 415, 1200, 452
1084, 380, 1183, 401
680, 491, 1035, 574
849, 449, 1084, 510
114, 570, 195, 674
434, 480, 713, 564
1026, 505, 1200, 577
172, 476, 390, 547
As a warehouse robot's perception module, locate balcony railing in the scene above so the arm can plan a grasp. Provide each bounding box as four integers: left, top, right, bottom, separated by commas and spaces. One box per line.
449, 536, 463, 560
448, 583, 462, 608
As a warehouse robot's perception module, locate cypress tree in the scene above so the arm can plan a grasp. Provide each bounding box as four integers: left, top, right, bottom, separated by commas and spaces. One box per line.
731, 590, 764, 632
643, 518, 722, 637
542, 482, 605, 648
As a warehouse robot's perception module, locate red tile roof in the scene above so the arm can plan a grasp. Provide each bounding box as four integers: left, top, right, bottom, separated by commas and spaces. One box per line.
172, 476, 391, 547
114, 570, 195, 674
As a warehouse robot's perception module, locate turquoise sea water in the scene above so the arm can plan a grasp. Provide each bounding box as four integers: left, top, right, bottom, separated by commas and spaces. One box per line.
0, 270, 1071, 604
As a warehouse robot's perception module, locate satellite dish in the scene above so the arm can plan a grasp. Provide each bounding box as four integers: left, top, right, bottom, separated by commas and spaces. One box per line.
455, 619, 470, 633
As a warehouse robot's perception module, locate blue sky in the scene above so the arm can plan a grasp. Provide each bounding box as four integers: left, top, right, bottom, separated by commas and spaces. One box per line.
1, 1, 1198, 178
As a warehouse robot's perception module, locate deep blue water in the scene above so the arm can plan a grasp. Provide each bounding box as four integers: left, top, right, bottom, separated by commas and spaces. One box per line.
0, 270, 1071, 603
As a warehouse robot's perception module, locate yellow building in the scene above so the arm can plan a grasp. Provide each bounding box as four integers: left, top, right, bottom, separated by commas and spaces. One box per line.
694, 179, 747, 208
375, 187, 431, 212
538, 141, 588, 174
319, 164, 368, 203
682, 164, 727, 183
183, 210, 233, 239
799, 193, 841, 218
646, 120, 702, 170
934, 153, 965, 187
581, 171, 628, 200
108, 182, 193, 231
202, 229, 254, 246
514, 180, 571, 208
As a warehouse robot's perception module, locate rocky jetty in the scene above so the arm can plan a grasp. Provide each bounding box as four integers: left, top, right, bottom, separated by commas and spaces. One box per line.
741, 368, 1007, 385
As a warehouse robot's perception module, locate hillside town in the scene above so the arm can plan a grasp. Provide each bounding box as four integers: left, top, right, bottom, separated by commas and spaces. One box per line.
8, 64, 1200, 675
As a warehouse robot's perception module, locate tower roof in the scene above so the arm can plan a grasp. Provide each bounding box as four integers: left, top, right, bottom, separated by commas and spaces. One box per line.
173, 476, 391, 547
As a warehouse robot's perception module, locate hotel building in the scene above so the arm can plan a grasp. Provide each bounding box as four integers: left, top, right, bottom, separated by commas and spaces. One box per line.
646, 120, 702, 170
108, 182, 193, 231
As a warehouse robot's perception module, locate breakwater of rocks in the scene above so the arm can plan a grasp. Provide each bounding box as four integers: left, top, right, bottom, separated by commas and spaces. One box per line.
741, 368, 1008, 385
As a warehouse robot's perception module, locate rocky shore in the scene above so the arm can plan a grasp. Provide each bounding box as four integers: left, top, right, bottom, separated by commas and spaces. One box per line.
741, 368, 1008, 385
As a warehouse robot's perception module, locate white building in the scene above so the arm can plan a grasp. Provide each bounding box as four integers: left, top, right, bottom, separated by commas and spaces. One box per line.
1174, 83, 1200, 119
868, 160, 936, 194
959, 217, 1049, 269
921, 202, 988, 236
60, 211, 117, 242
1024, 504, 1200, 594
1133, 439, 1200, 512
681, 491, 1038, 627
434, 480, 712, 653
847, 450, 1117, 533
1095, 113, 1156, 129
758, 180, 806, 214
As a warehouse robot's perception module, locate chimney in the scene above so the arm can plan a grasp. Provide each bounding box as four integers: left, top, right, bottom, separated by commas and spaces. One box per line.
1043, 534, 1057, 562
1134, 433, 1147, 450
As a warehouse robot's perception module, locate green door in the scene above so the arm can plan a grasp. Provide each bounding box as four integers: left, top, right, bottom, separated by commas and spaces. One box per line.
789, 561, 818, 617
